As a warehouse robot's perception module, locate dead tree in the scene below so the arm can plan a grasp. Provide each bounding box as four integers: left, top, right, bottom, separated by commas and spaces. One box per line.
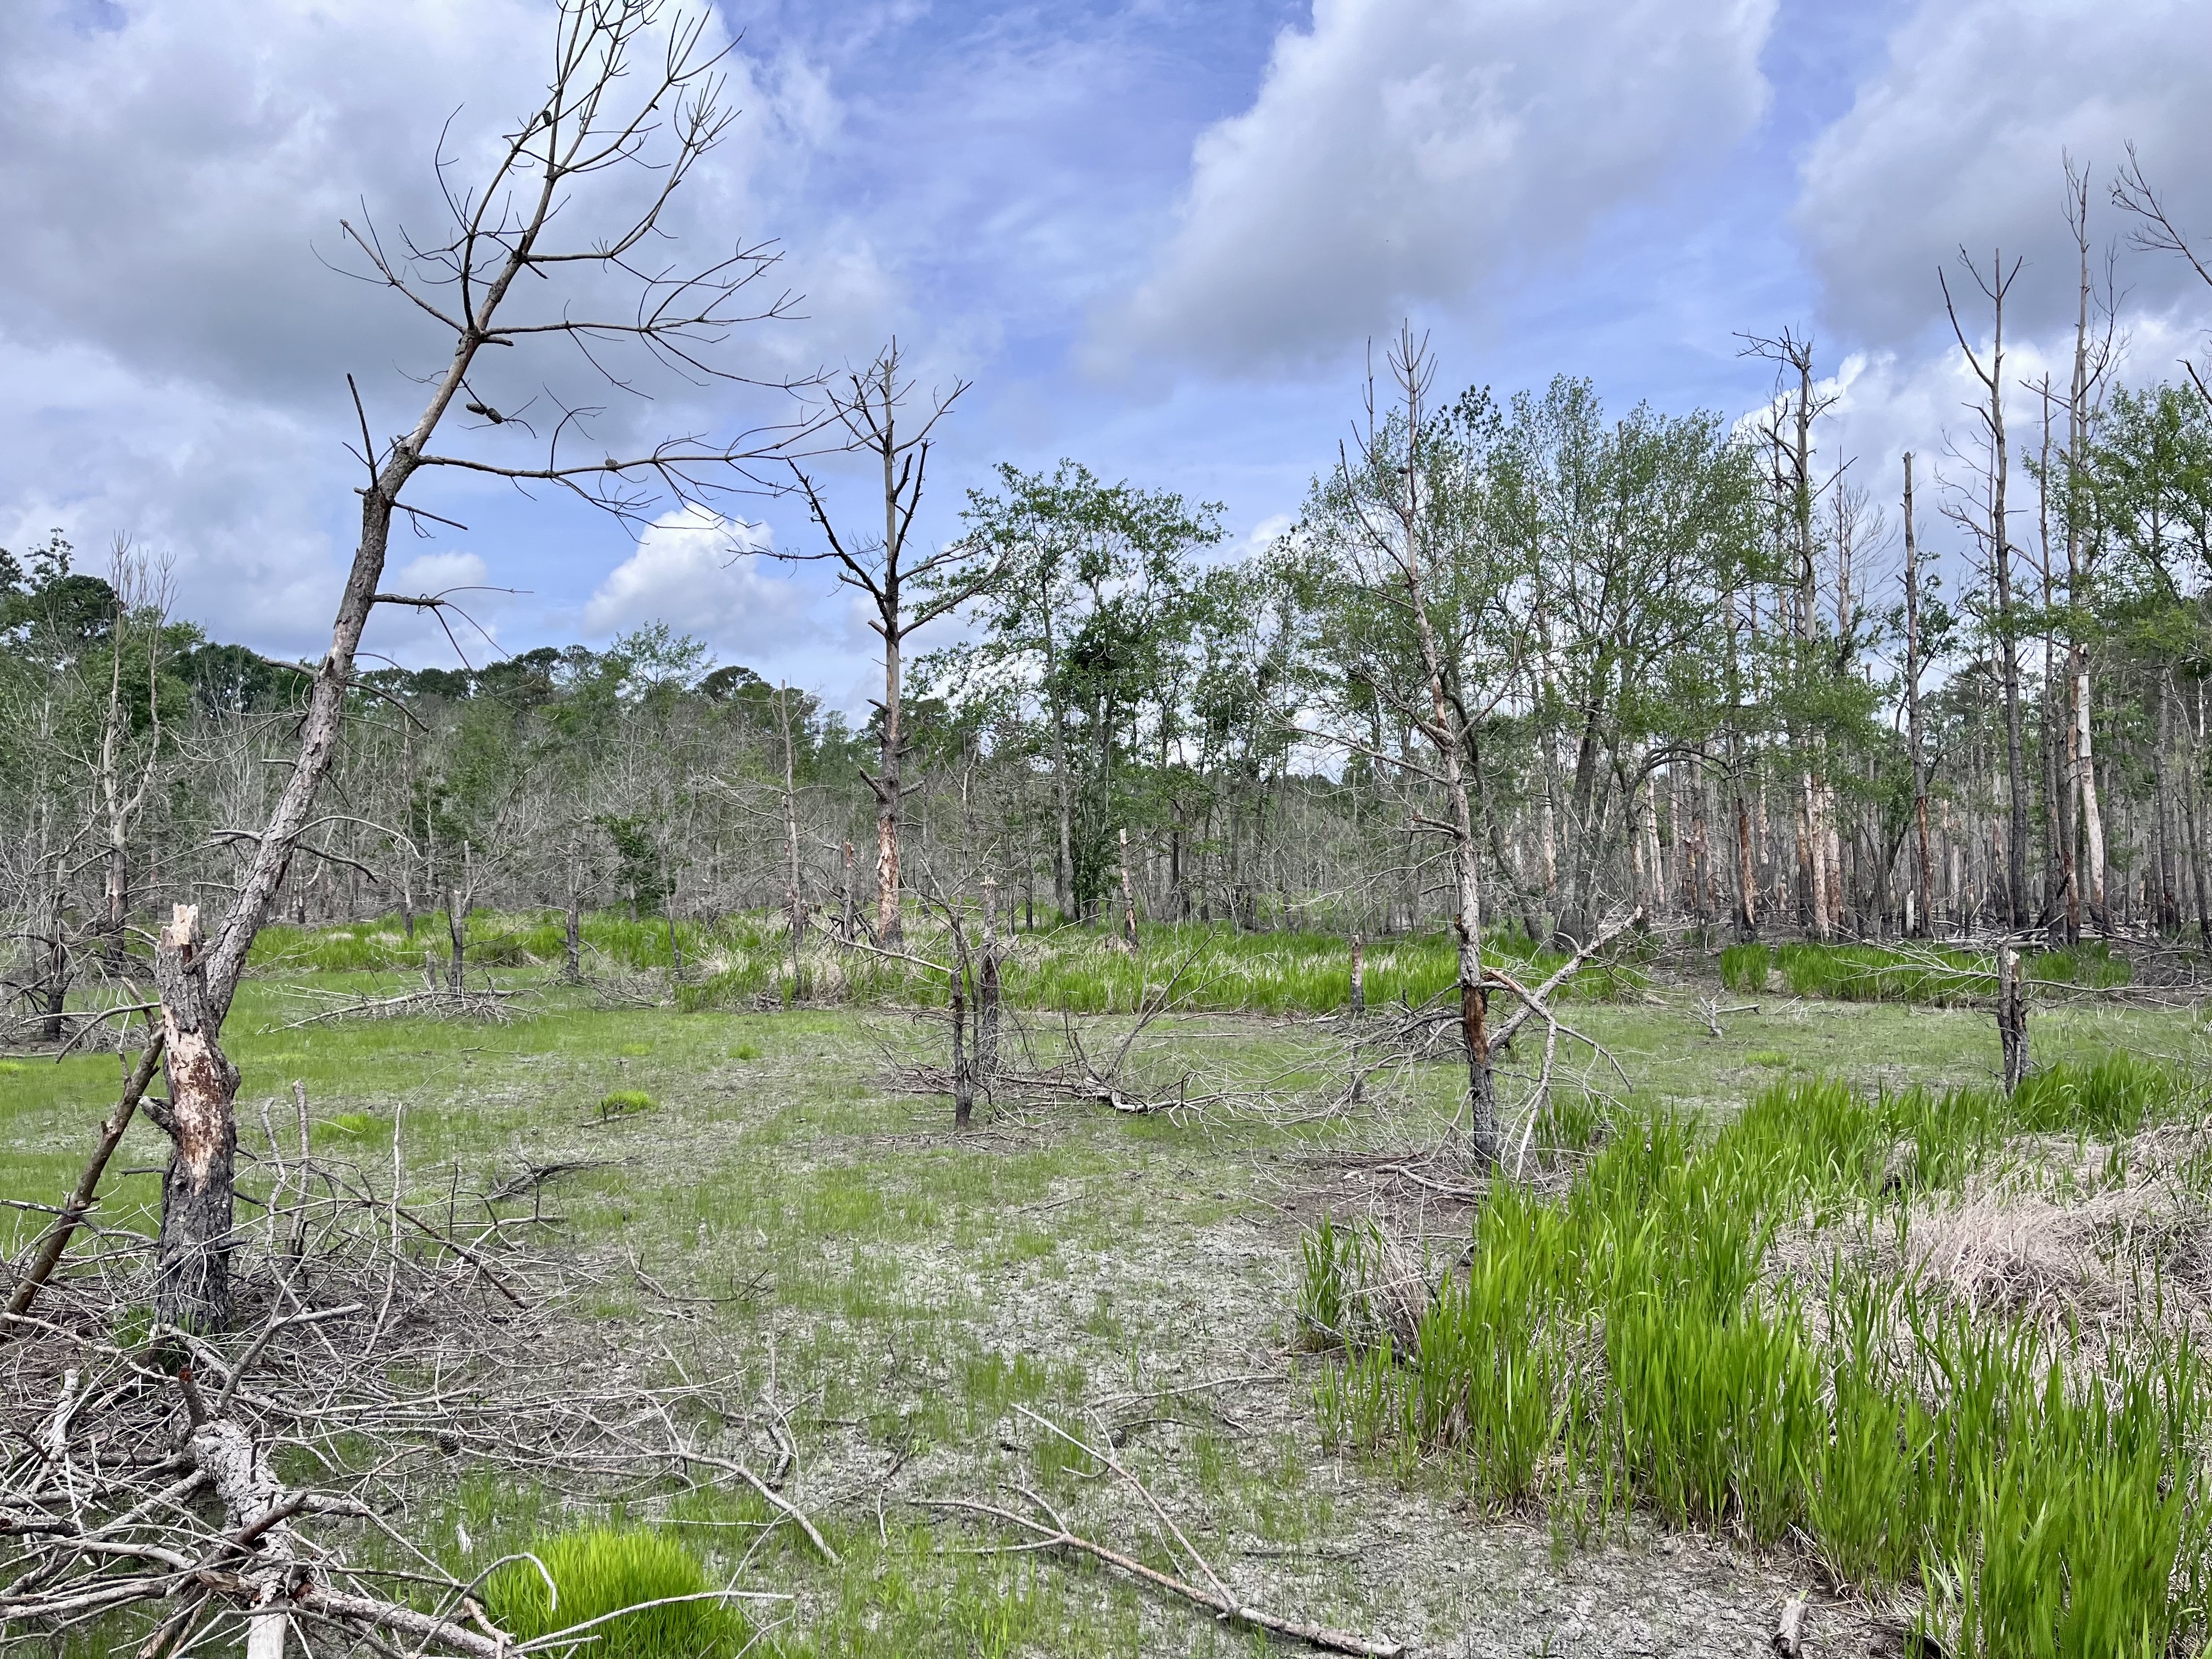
977, 876, 1002, 1081
1116, 826, 1141, 950
1997, 944, 2029, 1093
134, 0, 809, 1330
782, 342, 989, 949
1942, 249, 2030, 928
89, 543, 170, 975
776, 684, 808, 1001
1903, 453, 1934, 935
1308, 328, 1522, 1166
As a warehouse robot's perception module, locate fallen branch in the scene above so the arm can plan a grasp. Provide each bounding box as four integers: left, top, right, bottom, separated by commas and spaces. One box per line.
3, 1035, 166, 1333
925, 1407, 1402, 1658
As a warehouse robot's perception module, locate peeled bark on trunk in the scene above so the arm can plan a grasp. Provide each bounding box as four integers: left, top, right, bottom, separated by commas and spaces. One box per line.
150, 905, 240, 1332
2077, 667, 2108, 929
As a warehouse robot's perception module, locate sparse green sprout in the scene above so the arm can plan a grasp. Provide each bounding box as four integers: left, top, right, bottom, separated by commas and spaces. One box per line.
482, 1528, 749, 1657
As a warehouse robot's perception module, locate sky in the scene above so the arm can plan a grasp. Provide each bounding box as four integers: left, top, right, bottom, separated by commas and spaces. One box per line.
4, 0, 2211, 713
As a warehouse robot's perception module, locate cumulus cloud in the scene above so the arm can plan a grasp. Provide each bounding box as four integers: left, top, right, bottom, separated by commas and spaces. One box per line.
1797, 0, 2212, 348
0, 0, 876, 651
1098, 0, 1776, 375
583, 507, 816, 655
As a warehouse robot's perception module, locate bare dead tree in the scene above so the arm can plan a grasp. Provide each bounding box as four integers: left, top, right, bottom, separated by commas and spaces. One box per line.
776, 684, 807, 1002
781, 342, 989, 950
1903, 453, 1934, 936
2067, 158, 2120, 930
1942, 248, 2030, 929
1739, 328, 1843, 940
136, 0, 813, 1331
84, 543, 172, 976
2113, 143, 2212, 408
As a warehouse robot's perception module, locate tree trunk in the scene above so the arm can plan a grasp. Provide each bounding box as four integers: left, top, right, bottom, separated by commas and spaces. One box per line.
1996, 945, 2028, 1094
780, 688, 806, 1003
443, 893, 465, 994
104, 839, 129, 975
950, 975, 972, 1132
151, 905, 240, 1331
1348, 933, 1365, 1019
978, 879, 1001, 1082
1116, 827, 1140, 950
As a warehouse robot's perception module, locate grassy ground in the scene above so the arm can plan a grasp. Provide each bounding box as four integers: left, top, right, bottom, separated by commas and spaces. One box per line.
5, 936, 2208, 1655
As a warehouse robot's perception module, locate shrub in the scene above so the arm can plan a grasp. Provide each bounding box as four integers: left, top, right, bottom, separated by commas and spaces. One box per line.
599, 1090, 653, 1119
483, 1528, 748, 1657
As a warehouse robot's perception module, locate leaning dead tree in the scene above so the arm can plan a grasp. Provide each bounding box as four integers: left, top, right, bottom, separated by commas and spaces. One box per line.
78, 0, 814, 1334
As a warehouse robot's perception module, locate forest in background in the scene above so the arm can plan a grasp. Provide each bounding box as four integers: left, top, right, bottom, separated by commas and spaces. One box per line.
7, 208, 2212, 1042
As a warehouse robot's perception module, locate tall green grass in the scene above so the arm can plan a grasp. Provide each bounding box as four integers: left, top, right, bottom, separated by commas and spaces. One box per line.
1308, 1058, 2211, 1656
1718, 940, 2134, 1003
482, 1527, 752, 1657
259, 910, 1648, 1017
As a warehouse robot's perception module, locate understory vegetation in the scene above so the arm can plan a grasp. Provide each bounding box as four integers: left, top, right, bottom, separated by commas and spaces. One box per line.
1304, 1055, 2212, 1654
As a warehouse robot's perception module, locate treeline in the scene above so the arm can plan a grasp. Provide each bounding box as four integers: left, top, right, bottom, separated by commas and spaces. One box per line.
9, 250, 2212, 1029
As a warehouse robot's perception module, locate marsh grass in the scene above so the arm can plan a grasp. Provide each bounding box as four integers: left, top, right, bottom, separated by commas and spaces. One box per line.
1310, 1058, 2212, 1655
1719, 939, 2135, 1003
483, 1527, 752, 1657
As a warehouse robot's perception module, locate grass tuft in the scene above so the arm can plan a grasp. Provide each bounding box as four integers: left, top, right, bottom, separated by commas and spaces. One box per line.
482, 1528, 749, 1657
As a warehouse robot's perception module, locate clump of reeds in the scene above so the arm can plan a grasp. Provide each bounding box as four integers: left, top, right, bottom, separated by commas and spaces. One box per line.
1306, 1058, 2212, 1655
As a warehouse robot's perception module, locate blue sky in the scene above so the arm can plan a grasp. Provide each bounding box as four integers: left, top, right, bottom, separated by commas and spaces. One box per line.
4, 0, 2209, 710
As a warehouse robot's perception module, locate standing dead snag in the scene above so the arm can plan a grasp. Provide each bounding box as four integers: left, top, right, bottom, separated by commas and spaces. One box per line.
1300, 327, 1521, 1166
1116, 827, 1141, 950
148, 905, 240, 1331
1997, 945, 2029, 1094
781, 342, 992, 950
978, 877, 1002, 1082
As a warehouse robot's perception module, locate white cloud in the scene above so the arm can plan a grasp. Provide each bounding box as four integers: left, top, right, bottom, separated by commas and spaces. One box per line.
584, 507, 816, 655
1097, 0, 1776, 375
1796, 0, 2212, 349
0, 0, 876, 653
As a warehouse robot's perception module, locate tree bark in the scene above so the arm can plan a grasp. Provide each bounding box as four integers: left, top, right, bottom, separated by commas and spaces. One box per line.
150, 905, 240, 1331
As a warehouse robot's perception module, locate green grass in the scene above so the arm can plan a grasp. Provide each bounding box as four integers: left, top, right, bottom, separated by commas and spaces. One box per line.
483, 1527, 753, 1656
1719, 939, 2136, 1003
8, 911, 2208, 1657
1308, 1058, 2212, 1656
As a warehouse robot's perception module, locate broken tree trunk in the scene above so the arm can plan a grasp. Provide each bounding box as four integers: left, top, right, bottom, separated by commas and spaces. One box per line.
150, 904, 241, 1331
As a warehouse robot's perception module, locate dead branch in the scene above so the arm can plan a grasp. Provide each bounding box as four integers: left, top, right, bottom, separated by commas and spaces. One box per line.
926, 1406, 1404, 1658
